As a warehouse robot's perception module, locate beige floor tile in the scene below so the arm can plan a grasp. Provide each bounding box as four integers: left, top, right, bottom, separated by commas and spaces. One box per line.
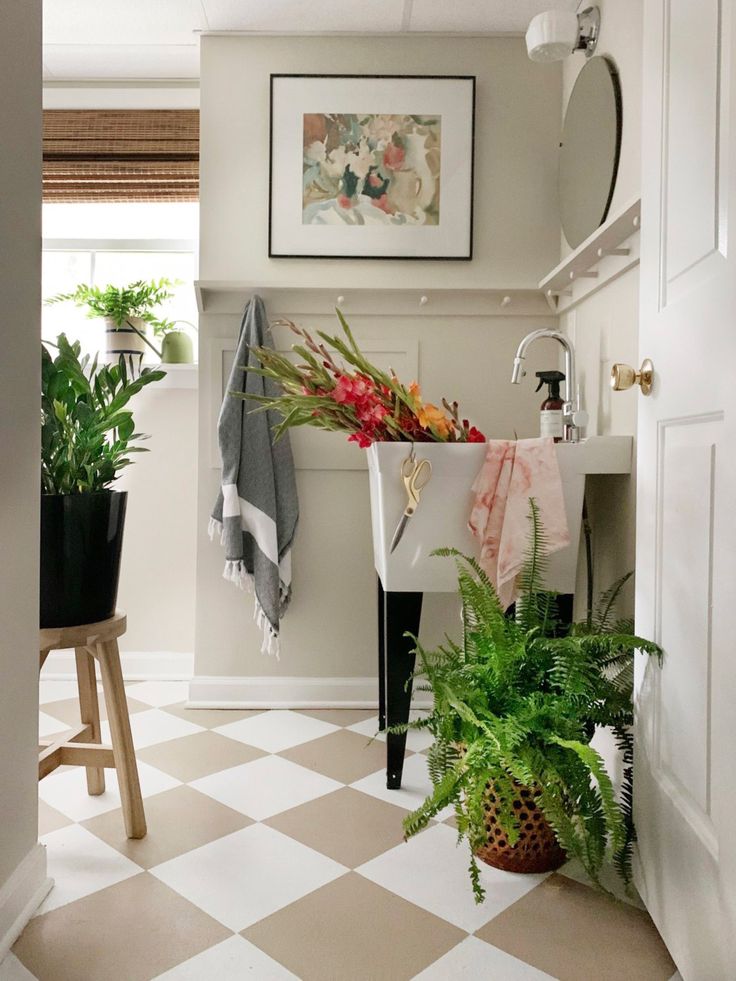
475, 873, 677, 981
136, 729, 265, 782
266, 787, 407, 867
243, 872, 465, 981
161, 704, 265, 729
296, 708, 378, 727
41, 694, 150, 728
81, 785, 252, 869
13, 872, 231, 981
279, 728, 388, 784
38, 799, 73, 836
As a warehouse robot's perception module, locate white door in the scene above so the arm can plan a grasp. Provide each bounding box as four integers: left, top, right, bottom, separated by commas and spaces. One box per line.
635, 1, 736, 977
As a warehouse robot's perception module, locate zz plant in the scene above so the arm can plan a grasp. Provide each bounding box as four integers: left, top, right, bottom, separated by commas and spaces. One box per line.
401, 501, 660, 903
42, 334, 165, 494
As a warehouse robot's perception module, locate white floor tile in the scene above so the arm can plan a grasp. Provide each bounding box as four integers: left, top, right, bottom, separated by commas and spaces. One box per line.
38, 680, 78, 704
38, 712, 70, 738
124, 681, 191, 707
153, 935, 298, 980
100, 707, 204, 750
348, 712, 434, 752
349, 752, 452, 819
38, 760, 179, 821
213, 710, 339, 753
191, 755, 342, 821
357, 823, 548, 933
411, 936, 554, 980
37, 824, 141, 915
0, 953, 37, 981
150, 824, 347, 931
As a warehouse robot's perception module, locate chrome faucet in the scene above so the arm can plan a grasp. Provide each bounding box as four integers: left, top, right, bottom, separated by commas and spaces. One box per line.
511, 329, 588, 442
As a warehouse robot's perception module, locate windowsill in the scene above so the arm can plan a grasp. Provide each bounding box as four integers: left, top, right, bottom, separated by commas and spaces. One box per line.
148, 363, 198, 390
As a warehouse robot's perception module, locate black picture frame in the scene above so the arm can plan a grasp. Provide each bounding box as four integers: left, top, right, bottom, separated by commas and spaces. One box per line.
268, 73, 476, 261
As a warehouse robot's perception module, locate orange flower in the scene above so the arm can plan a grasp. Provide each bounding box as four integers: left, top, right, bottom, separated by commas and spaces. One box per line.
408, 381, 421, 400
417, 402, 454, 438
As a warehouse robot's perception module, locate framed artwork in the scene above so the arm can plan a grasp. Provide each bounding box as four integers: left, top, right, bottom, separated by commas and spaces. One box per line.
269, 74, 475, 260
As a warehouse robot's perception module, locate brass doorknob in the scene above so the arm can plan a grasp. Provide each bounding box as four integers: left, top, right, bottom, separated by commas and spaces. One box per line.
610, 358, 654, 396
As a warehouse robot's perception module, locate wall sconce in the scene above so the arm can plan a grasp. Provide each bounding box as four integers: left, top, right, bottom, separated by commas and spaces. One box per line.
526, 6, 600, 63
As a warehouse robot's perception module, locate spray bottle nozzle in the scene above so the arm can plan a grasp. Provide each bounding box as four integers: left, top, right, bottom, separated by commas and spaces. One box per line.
535, 370, 566, 395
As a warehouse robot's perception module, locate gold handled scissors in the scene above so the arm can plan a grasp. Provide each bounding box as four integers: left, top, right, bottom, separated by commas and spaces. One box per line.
389, 449, 432, 554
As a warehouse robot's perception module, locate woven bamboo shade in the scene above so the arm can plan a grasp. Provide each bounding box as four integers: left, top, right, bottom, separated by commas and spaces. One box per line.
43, 110, 199, 202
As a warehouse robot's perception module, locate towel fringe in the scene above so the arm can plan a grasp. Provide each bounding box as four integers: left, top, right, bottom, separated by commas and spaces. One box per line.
220, 558, 281, 659
208, 517, 225, 545
253, 596, 280, 660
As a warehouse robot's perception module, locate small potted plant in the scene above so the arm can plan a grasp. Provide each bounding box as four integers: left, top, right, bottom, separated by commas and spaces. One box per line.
46, 279, 176, 368
396, 503, 660, 903
40, 334, 165, 627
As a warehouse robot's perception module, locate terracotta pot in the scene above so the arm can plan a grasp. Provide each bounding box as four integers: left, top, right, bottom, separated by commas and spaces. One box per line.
475, 781, 567, 874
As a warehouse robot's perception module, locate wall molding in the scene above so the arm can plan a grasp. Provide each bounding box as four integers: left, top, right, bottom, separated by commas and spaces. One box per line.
0, 844, 52, 961
188, 674, 432, 710
42, 650, 194, 681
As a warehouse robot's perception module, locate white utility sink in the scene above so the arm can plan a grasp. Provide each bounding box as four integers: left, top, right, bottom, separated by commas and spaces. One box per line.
367, 437, 633, 593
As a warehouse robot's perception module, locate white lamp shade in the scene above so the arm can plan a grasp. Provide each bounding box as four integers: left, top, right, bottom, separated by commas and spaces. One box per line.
526, 10, 579, 63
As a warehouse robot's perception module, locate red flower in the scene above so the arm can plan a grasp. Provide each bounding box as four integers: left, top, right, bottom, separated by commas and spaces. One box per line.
348, 429, 373, 449
466, 426, 486, 443
383, 143, 405, 171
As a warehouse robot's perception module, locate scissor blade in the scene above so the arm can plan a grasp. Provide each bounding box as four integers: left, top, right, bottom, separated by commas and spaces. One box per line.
389, 513, 410, 554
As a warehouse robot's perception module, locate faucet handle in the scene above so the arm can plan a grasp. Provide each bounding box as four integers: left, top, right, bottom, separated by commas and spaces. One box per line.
572, 408, 589, 429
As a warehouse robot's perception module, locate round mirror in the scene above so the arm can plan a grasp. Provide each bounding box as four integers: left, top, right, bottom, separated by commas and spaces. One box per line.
559, 56, 622, 249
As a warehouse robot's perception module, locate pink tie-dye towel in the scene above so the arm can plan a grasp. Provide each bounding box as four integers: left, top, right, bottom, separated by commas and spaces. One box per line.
468, 438, 570, 609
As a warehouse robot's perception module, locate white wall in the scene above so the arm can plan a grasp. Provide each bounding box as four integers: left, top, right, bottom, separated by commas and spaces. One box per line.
116, 378, 198, 659
562, 0, 643, 614
0, 0, 50, 948
194, 35, 563, 693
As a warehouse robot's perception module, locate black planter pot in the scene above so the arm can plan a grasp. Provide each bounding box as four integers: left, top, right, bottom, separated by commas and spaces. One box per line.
40, 491, 127, 628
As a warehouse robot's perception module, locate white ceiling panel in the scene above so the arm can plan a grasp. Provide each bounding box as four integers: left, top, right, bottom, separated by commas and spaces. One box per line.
408, 0, 578, 34
43, 44, 200, 80
201, 0, 405, 33
43, 0, 207, 45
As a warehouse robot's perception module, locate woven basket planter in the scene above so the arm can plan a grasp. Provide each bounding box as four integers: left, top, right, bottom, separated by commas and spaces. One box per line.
474, 781, 567, 875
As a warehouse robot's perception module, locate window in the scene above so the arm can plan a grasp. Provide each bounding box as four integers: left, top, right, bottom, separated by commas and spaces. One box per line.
42, 202, 198, 362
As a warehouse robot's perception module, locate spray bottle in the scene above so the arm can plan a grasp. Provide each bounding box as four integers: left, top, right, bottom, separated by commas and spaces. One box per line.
535, 370, 566, 442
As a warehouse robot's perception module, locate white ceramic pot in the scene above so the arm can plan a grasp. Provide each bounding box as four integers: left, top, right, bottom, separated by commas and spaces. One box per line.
102, 315, 148, 368
366, 438, 633, 594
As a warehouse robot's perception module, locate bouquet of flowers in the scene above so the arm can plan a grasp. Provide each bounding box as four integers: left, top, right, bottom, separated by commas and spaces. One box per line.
239, 311, 486, 448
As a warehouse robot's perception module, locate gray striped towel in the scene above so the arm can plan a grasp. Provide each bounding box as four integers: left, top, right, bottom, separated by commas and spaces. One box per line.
209, 295, 299, 657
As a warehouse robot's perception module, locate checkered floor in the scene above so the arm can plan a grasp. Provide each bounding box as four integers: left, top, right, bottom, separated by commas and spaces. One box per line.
4, 681, 678, 981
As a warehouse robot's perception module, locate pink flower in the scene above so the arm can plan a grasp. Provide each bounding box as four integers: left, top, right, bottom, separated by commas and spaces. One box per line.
383, 142, 405, 171
349, 429, 373, 449
337, 194, 353, 209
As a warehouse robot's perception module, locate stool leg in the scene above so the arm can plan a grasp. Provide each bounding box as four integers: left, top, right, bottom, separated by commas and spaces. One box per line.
75, 647, 105, 796
96, 639, 146, 839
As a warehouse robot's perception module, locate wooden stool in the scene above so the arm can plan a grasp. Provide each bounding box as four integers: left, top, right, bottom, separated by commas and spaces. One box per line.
39, 612, 147, 839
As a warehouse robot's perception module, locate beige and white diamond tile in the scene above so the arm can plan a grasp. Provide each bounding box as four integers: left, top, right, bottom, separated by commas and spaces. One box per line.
278, 728, 388, 784
412, 936, 555, 980
100, 707, 205, 749
39, 759, 179, 821
0, 953, 36, 981
349, 752, 452, 819
150, 824, 347, 931
38, 711, 70, 738
161, 703, 265, 729
213, 709, 339, 753
153, 934, 298, 980
347, 711, 434, 752
41, 694, 150, 728
191, 755, 342, 821
357, 823, 549, 933
36, 824, 141, 915
137, 729, 266, 782
124, 680, 191, 707
38, 679, 79, 704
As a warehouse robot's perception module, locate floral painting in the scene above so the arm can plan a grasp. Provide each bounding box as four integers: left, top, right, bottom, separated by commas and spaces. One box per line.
301, 114, 441, 226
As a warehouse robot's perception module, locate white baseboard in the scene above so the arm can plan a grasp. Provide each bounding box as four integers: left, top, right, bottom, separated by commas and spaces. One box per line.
42, 650, 193, 681
0, 844, 52, 961
188, 675, 433, 710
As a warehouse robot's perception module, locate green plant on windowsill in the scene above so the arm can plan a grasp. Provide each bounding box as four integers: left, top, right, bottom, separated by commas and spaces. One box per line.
42, 333, 165, 494
46, 278, 176, 329
398, 500, 660, 904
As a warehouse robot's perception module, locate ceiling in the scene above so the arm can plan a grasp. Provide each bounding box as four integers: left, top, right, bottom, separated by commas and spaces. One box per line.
42, 0, 578, 81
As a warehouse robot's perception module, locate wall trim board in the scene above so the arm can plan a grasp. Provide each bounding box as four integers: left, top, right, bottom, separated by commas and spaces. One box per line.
195, 283, 552, 318
42, 650, 194, 681
0, 845, 52, 962
188, 674, 432, 709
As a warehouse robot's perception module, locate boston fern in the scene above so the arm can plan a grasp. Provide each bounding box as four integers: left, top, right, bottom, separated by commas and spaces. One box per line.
46, 278, 175, 329
42, 334, 165, 494
401, 501, 660, 903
